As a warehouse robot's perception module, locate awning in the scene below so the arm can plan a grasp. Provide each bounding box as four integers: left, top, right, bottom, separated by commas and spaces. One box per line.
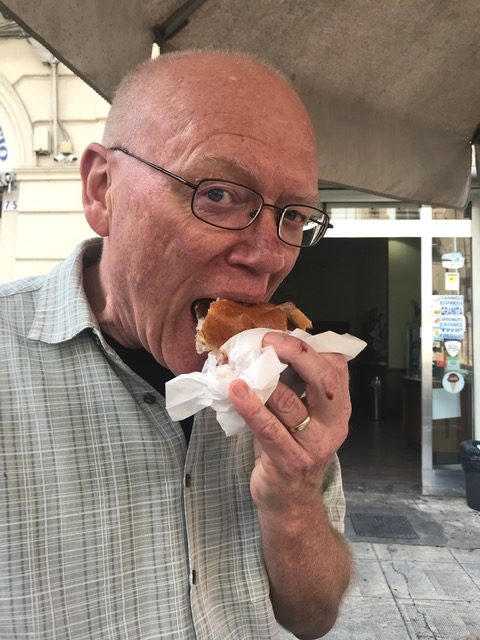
0, 0, 479, 208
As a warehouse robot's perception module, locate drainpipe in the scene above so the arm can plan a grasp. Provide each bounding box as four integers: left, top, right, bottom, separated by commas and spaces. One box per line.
50, 58, 59, 156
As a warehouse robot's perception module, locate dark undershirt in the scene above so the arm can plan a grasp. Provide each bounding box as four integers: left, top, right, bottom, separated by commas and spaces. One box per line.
104, 334, 194, 444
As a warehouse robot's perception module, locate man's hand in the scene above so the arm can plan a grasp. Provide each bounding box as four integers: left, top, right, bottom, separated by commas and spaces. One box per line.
229, 330, 350, 514
228, 331, 352, 639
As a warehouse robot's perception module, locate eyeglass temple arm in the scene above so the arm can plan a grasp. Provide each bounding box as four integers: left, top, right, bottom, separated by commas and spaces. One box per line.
109, 146, 198, 189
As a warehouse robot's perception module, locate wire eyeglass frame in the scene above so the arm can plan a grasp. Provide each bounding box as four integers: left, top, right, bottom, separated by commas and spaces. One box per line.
109, 145, 332, 247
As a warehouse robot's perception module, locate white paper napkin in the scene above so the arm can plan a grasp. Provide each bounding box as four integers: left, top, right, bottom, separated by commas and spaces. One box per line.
165, 328, 366, 436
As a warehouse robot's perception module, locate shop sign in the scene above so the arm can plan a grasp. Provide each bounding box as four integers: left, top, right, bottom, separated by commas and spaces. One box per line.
442, 371, 465, 394
432, 295, 465, 341
441, 251, 464, 269
445, 272, 460, 291
444, 340, 462, 357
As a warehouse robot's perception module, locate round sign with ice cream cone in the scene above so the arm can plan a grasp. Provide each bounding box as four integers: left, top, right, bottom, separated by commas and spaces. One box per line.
442, 371, 465, 394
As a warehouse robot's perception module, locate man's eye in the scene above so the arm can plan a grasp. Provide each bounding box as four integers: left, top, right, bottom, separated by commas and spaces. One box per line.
284, 208, 306, 224
206, 188, 231, 203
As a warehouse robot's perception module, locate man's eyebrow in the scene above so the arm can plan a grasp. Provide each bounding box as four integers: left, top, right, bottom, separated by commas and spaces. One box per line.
189, 154, 258, 182
189, 154, 319, 203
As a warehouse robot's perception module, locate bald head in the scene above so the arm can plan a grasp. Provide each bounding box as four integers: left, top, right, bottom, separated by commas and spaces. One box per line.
102, 50, 317, 166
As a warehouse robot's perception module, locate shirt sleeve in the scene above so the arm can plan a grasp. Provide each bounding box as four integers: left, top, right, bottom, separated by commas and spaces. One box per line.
321, 454, 347, 533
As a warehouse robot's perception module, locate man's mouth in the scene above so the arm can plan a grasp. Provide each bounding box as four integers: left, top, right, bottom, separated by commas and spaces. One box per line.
191, 298, 214, 322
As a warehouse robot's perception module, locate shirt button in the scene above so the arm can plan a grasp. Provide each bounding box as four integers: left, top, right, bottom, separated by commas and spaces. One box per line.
143, 392, 156, 405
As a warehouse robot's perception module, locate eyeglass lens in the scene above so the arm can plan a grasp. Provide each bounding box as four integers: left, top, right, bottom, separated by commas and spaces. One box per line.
192, 180, 327, 247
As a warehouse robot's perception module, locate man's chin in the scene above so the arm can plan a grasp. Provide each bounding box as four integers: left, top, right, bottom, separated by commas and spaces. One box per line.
166, 349, 208, 376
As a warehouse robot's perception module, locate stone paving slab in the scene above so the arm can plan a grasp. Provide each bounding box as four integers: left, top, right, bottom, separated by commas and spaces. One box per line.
327, 542, 480, 639
373, 544, 455, 562
348, 557, 390, 597
451, 548, 480, 563
398, 599, 480, 639
323, 595, 411, 639
381, 558, 480, 600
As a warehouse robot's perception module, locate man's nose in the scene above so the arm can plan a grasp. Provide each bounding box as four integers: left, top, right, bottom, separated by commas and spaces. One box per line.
226, 207, 293, 274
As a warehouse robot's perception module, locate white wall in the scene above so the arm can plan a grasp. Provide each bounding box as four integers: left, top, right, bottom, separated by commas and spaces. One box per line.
0, 34, 110, 283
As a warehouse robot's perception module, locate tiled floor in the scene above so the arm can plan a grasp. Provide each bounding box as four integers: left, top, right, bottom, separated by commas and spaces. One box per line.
325, 543, 480, 639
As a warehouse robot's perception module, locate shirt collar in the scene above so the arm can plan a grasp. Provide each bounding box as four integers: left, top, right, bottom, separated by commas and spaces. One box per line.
28, 238, 103, 344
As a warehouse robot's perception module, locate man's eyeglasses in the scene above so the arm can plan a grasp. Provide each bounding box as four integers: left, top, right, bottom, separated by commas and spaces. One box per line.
109, 146, 332, 248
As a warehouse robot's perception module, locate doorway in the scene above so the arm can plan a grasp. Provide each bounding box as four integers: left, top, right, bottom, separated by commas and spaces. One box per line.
274, 237, 422, 491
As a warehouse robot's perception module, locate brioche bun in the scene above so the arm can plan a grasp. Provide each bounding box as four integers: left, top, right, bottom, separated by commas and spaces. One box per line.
195, 299, 312, 353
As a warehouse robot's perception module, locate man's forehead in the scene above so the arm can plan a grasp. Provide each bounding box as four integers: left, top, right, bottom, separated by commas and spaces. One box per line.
187, 154, 258, 180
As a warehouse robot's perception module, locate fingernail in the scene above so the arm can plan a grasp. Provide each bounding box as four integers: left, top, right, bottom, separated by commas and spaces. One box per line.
263, 331, 285, 346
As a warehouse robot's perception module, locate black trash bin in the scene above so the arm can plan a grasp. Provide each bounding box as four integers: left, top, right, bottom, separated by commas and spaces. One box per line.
459, 440, 480, 511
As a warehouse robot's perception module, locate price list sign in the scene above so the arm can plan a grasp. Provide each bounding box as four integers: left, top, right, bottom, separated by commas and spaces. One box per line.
432, 295, 465, 341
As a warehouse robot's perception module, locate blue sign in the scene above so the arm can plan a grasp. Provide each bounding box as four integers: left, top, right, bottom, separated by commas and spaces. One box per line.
0, 125, 8, 162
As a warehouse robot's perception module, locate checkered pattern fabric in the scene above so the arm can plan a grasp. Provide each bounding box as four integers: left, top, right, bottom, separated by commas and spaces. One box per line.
0, 239, 346, 639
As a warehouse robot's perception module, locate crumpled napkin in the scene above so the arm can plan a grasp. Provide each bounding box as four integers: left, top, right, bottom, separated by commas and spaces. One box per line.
165, 328, 366, 436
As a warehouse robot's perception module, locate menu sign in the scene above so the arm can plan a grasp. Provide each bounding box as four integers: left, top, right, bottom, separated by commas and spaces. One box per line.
432, 295, 465, 341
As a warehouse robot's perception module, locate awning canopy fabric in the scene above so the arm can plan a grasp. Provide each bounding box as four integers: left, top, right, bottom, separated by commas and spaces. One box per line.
0, 0, 479, 208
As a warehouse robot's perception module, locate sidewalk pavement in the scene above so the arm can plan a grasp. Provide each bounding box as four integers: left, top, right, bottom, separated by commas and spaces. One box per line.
324, 488, 480, 640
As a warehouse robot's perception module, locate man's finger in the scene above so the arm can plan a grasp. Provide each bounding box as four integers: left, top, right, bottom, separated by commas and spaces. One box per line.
229, 379, 305, 458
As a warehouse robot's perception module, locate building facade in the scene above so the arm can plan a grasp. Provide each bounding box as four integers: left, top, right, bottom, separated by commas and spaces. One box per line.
0, 20, 109, 282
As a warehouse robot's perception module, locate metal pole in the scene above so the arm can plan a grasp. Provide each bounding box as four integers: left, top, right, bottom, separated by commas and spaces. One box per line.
50, 59, 59, 155
471, 190, 480, 440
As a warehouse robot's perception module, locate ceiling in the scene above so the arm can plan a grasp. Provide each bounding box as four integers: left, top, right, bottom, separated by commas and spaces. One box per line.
0, 0, 479, 208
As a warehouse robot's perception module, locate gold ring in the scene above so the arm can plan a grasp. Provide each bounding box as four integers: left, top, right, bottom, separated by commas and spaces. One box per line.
289, 415, 311, 433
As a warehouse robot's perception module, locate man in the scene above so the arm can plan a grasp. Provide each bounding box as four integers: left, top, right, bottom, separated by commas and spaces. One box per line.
0, 50, 351, 638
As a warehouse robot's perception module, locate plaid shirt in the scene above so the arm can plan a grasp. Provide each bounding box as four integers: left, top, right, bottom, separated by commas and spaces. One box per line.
0, 239, 346, 639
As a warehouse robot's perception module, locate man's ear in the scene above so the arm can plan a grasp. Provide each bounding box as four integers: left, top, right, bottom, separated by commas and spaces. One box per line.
80, 143, 111, 237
